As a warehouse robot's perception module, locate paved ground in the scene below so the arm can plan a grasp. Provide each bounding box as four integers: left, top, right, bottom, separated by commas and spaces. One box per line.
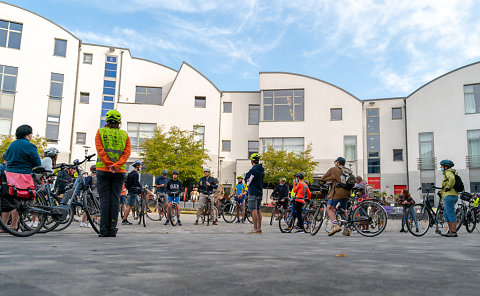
0, 214, 478, 296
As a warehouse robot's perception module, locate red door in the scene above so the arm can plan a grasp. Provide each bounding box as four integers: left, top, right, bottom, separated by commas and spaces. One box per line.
394, 185, 407, 195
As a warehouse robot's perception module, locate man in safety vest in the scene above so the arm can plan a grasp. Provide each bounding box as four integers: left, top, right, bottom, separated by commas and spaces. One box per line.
292, 172, 311, 233
95, 110, 131, 237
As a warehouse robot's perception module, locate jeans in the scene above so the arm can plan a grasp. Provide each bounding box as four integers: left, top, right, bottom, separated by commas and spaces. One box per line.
97, 170, 125, 235
402, 207, 419, 230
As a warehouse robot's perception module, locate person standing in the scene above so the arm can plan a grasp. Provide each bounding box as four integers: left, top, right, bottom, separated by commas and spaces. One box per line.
122, 161, 142, 225
195, 168, 218, 225
292, 173, 311, 233
245, 153, 264, 234
439, 159, 459, 237
399, 189, 416, 233
165, 170, 183, 226
154, 169, 169, 209
95, 110, 131, 237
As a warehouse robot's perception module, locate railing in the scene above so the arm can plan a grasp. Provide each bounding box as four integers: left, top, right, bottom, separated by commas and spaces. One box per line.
466, 155, 480, 169
417, 157, 436, 170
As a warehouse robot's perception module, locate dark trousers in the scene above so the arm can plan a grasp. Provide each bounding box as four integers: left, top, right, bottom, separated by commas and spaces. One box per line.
293, 200, 304, 230
97, 170, 125, 235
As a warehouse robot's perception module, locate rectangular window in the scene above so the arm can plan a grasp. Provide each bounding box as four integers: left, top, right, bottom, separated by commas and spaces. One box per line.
135, 86, 162, 105
193, 125, 205, 144
223, 102, 232, 113
419, 132, 435, 170
263, 89, 304, 121
344, 136, 357, 162
80, 92, 89, 104
54, 39, 67, 57
222, 140, 231, 152
76, 132, 86, 144
83, 53, 93, 64
101, 55, 118, 127
248, 104, 260, 125
465, 84, 480, 114
0, 20, 22, 49
330, 108, 342, 121
393, 149, 403, 161
0, 64, 17, 135
471, 182, 480, 193
46, 73, 64, 141
262, 137, 304, 153
248, 141, 259, 158
467, 129, 480, 168
367, 108, 380, 174
195, 96, 206, 108
392, 107, 402, 119
127, 122, 156, 150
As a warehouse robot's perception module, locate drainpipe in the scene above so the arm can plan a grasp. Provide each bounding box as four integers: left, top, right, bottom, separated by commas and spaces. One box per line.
217, 93, 223, 181
403, 98, 410, 190
117, 50, 124, 103
68, 42, 82, 163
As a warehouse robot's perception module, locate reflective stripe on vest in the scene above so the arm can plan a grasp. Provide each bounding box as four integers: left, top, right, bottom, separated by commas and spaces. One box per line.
295, 181, 308, 201
96, 127, 127, 170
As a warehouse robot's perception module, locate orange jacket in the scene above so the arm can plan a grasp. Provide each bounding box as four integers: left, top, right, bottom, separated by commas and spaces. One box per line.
95, 130, 131, 173
293, 180, 311, 203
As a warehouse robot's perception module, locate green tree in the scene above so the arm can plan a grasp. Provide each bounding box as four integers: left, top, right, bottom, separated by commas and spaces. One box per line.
140, 126, 210, 185
0, 134, 47, 157
261, 144, 318, 186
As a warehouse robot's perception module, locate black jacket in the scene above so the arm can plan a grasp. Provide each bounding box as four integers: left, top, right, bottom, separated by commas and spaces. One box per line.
198, 176, 217, 194
55, 169, 74, 194
126, 170, 141, 194
271, 184, 289, 199
166, 179, 183, 197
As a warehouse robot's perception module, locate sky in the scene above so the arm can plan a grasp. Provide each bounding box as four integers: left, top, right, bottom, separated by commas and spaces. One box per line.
5, 0, 480, 99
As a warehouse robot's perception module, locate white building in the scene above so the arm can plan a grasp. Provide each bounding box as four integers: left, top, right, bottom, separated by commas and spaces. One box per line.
1, 2, 479, 200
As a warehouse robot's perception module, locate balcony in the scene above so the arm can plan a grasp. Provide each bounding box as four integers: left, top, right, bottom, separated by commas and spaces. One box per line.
417, 157, 436, 170
466, 155, 480, 169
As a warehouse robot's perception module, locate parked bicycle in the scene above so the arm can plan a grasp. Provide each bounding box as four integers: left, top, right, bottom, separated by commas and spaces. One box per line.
270, 197, 289, 225
222, 196, 253, 224
457, 191, 476, 233
146, 191, 165, 221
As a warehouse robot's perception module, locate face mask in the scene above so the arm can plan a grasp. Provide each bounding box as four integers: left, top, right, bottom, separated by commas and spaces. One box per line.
441, 168, 445, 172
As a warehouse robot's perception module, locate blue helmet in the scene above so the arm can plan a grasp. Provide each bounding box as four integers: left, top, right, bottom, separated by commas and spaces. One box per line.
440, 159, 454, 168
132, 161, 142, 168
335, 157, 346, 165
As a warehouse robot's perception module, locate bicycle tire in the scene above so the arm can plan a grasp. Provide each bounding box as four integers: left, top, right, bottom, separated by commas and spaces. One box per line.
304, 211, 313, 234
310, 203, 325, 236
405, 204, 430, 236
142, 198, 147, 227
245, 209, 253, 224
270, 205, 278, 225
352, 201, 387, 237
206, 202, 210, 226
435, 206, 448, 235
146, 199, 163, 221
465, 209, 476, 233
279, 210, 294, 233
170, 203, 178, 226
0, 194, 47, 237
29, 192, 61, 233
455, 207, 465, 232
83, 191, 100, 234
222, 201, 237, 223
50, 194, 75, 232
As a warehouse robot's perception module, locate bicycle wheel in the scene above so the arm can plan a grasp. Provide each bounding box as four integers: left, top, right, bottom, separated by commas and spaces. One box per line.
0, 194, 47, 237
455, 207, 465, 232
310, 203, 326, 236
279, 210, 294, 233
270, 204, 279, 225
142, 198, 147, 227
465, 209, 476, 233
352, 201, 387, 237
245, 209, 253, 224
170, 203, 178, 226
405, 204, 430, 236
49, 194, 75, 232
206, 202, 211, 226
146, 199, 163, 221
222, 201, 237, 223
435, 206, 449, 235
83, 192, 100, 234
304, 211, 313, 234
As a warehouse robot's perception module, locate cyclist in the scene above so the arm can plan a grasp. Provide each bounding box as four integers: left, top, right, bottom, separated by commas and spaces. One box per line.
270, 177, 289, 219
165, 170, 183, 226
472, 193, 479, 209
122, 160, 142, 225
80, 165, 98, 228
292, 173, 311, 233
321, 157, 352, 236
439, 159, 459, 237
245, 153, 264, 234
195, 168, 218, 225
229, 175, 247, 223
154, 169, 169, 210
96, 110, 131, 237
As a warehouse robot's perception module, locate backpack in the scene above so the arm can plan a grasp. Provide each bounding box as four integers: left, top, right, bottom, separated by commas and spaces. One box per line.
338, 167, 355, 190
359, 181, 374, 198
453, 173, 464, 193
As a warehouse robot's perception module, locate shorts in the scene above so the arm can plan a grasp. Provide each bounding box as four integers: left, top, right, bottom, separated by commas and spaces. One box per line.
248, 195, 262, 211
127, 194, 139, 207
120, 194, 127, 205
235, 196, 246, 204
168, 196, 180, 204
327, 198, 348, 210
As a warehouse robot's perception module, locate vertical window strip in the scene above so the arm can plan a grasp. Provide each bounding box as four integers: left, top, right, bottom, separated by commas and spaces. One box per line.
100, 55, 117, 127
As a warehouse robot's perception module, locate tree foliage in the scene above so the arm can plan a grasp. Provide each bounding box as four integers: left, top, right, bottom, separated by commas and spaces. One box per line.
0, 134, 48, 157
140, 126, 210, 184
261, 144, 318, 186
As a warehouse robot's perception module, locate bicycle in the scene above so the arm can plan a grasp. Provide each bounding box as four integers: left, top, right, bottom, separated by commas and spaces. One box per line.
167, 193, 182, 226
270, 197, 289, 225
457, 192, 476, 233
222, 195, 252, 224
135, 185, 150, 227
146, 192, 166, 221
278, 200, 315, 233
199, 191, 216, 226
309, 199, 328, 235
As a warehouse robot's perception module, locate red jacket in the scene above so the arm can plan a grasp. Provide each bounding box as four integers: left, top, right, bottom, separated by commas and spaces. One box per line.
293, 180, 311, 204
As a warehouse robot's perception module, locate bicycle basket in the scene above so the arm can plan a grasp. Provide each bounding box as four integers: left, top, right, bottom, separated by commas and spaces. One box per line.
460, 192, 473, 202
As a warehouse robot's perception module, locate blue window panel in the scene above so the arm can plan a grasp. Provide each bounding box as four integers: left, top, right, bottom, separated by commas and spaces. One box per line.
106, 56, 117, 63
100, 120, 106, 127
101, 109, 109, 116
103, 80, 116, 88
105, 63, 117, 71
0, 21, 7, 29
103, 95, 114, 102
10, 22, 22, 32
102, 102, 114, 110
104, 70, 116, 78
103, 87, 115, 95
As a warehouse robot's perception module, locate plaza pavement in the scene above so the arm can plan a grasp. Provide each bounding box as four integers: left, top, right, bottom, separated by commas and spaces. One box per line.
0, 214, 478, 296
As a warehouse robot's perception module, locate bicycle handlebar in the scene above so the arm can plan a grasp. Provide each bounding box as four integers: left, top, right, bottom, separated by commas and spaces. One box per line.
53, 154, 96, 170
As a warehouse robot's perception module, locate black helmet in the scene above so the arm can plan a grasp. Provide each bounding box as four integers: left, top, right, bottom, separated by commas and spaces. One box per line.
90, 165, 96, 172
335, 157, 346, 166
132, 160, 142, 168
296, 172, 304, 179
172, 170, 179, 175
161, 169, 168, 175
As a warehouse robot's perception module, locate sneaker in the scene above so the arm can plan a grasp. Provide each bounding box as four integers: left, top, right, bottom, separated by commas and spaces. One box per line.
235, 220, 241, 223
86, 223, 91, 228
415, 228, 419, 233
164, 220, 170, 225
328, 224, 342, 236
79, 222, 86, 227
122, 220, 132, 225
178, 220, 182, 226
241, 219, 245, 224
32, 221, 39, 228
213, 221, 218, 225
342, 229, 351, 236
443, 231, 458, 237
256, 229, 262, 234
194, 221, 199, 225
295, 229, 305, 233
26, 221, 34, 228
400, 229, 405, 233
247, 229, 257, 234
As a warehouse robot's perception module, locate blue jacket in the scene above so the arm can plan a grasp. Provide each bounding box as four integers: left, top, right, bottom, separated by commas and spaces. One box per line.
5, 138, 42, 174
245, 164, 264, 197
155, 175, 169, 193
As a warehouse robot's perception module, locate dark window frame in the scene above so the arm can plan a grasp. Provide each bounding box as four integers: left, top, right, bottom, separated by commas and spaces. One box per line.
330, 108, 343, 121
76, 132, 87, 144
248, 104, 260, 125
83, 53, 93, 64
392, 107, 402, 120
53, 38, 67, 57
194, 96, 206, 108
223, 102, 232, 113
393, 149, 403, 161
222, 140, 231, 152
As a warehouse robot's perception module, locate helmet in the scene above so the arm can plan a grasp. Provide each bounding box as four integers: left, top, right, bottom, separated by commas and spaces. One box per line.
132, 160, 142, 168
172, 170, 179, 175
214, 178, 219, 182
105, 110, 122, 123
440, 159, 454, 168
295, 172, 304, 179
203, 168, 211, 172
335, 157, 346, 165
44, 147, 59, 158
90, 165, 96, 172
161, 169, 168, 175
279, 177, 286, 182
237, 175, 244, 179
250, 153, 260, 163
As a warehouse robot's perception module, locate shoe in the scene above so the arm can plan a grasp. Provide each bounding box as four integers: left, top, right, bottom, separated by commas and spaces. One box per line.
328, 224, 342, 236
247, 229, 257, 234
32, 221, 39, 228
194, 221, 199, 225
98, 234, 109, 237
178, 220, 182, 226
26, 221, 34, 228
342, 229, 351, 236
295, 229, 305, 233
86, 223, 91, 228
80, 222, 86, 227
416, 228, 419, 233
400, 229, 405, 232
241, 219, 245, 224
443, 231, 458, 237
236, 219, 241, 223
164, 220, 170, 225
213, 221, 218, 225
256, 229, 262, 234
122, 220, 132, 225
361, 230, 370, 233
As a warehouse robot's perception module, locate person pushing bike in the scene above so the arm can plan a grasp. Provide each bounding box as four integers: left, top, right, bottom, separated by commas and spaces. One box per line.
292, 173, 311, 233
165, 170, 182, 226
195, 168, 218, 225
229, 175, 247, 223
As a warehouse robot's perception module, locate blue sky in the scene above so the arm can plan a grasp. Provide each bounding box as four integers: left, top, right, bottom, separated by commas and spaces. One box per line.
6, 0, 480, 99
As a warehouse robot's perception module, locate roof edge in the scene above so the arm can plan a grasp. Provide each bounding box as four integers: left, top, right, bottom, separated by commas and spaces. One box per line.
365, 97, 406, 101
131, 57, 177, 73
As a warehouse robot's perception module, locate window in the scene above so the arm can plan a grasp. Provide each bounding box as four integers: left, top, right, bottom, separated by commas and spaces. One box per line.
330, 108, 342, 121
393, 149, 403, 161
467, 130, 480, 168
222, 140, 231, 152
76, 132, 86, 144
0, 65, 17, 135
263, 89, 304, 121
248, 141, 259, 158
193, 125, 205, 143
54, 39, 67, 57
0, 20, 22, 49
80, 92, 89, 104
248, 104, 260, 125
135, 86, 162, 105
195, 96, 206, 108
100, 55, 118, 127
419, 132, 435, 170
223, 102, 232, 113
127, 123, 156, 150
262, 138, 304, 153
471, 182, 480, 193
344, 136, 357, 162
392, 107, 402, 119
46, 73, 64, 141
367, 108, 380, 174
465, 84, 480, 114
83, 53, 93, 64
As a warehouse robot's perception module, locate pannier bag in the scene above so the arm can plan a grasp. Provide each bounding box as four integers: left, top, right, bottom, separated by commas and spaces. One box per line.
459, 191, 473, 202
3, 171, 36, 200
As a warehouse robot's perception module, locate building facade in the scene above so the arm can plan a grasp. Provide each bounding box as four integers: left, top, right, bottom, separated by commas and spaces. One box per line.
1, 2, 479, 200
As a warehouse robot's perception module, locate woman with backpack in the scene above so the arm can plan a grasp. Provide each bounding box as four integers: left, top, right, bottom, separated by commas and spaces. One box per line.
439, 159, 459, 237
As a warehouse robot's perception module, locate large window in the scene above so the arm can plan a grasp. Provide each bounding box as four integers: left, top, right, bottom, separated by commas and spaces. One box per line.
392, 107, 402, 119
468, 130, 480, 168
263, 89, 304, 121
465, 84, 480, 114
54, 39, 67, 57
193, 125, 205, 143
330, 108, 342, 121
195, 96, 206, 108
222, 140, 231, 152
0, 20, 22, 49
135, 86, 162, 105
223, 102, 232, 113
262, 138, 304, 153
100, 56, 117, 127
367, 109, 380, 174
248, 104, 260, 125
127, 123, 156, 150
248, 141, 259, 158
344, 136, 357, 162
83, 53, 93, 64
0, 65, 17, 135
46, 73, 64, 141
419, 132, 435, 170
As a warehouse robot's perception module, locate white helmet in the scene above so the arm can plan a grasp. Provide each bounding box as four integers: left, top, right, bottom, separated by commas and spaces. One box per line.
44, 147, 59, 158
